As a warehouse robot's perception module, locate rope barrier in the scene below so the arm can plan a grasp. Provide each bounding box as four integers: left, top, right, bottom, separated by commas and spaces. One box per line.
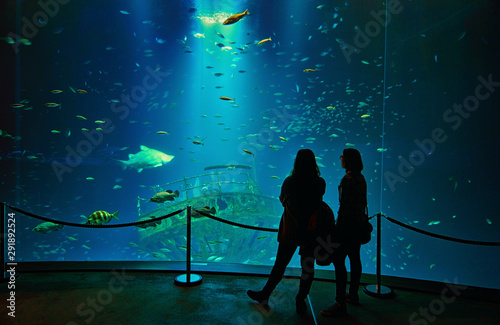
6, 203, 498, 246
383, 214, 500, 246
5, 204, 185, 229
192, 208, 278, 232
3, 203, 278, 232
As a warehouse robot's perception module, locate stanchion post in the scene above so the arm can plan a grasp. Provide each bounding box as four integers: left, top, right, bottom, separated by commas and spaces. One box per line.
363, 212, 394, 298
175, 205, 202, 287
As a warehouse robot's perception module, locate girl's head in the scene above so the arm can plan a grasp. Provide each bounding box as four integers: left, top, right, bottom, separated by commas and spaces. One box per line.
292, 149, 320, 178
341, 148, 363, 173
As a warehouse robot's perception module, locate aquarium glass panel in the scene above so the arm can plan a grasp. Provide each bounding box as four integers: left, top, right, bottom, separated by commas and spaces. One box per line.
2, 0, 499, 289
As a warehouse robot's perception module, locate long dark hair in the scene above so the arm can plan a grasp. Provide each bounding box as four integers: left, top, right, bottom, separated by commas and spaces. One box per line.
343, 148, 363, 173
291, 149, 321, 179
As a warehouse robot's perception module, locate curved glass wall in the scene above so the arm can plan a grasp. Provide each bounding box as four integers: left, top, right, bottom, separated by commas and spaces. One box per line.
2, 0, 499, 289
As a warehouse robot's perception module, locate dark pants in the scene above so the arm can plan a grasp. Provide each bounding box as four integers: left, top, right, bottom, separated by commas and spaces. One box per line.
262, 242, 315, 300
332, 242, 362, 304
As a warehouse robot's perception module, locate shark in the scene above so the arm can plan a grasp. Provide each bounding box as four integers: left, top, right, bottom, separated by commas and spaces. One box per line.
116, 145, 174, 172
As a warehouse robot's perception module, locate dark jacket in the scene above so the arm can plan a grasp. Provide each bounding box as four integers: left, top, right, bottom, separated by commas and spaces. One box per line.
278, 175, 326, 244
336, 172, 367, 243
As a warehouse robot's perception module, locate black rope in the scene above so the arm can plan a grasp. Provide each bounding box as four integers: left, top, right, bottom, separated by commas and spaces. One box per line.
192, 208, 278, 232
6, 203, 498, 246
384, 214, 500, 246
5, 204, 185, 228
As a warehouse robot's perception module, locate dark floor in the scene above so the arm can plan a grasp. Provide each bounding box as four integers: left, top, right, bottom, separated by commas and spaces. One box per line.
1, 269, 499, 325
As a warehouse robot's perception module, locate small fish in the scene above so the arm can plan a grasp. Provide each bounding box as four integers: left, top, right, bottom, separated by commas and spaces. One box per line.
219, 96, 234, 101
193, 33, 205, 38
149, 190, 180, 203
152, 252, 164, 259
192, 206, 216, 218
270, 176, 281, 179
10, 103, 25, 109
32, 222, 63, 234
86, 177, 95, 181
67, 236, 77, 241
86, 210, 119, 225
192, 140, 204, 145
377, 148, 388, 152
243, 149, 254, 156
113, 185, 122, 190
156, 131, 169, 134
44, 102, 61, 108
257, 37, 272, 45
95, 120, 106, 124
256, 235, 269, 240
51, 130, 61, 134
303, 69, 316, 72
0, 36, 16, 44
279, 136, 287, 142
361, 60, 370, 65
361, 114, 370, 118
135, 216, 163, 229
223, 9, 249, 25
208, 240, 225, 245
51, 89, 64, 93
76, 89, 88, 94
76, 115, 87, 120
19, 38, 31, 45
120, 10, 130, 15
214, 73, 224, 77
82, 245, 91, 249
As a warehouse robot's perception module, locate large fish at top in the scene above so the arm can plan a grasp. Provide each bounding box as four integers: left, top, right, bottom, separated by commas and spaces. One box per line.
116, 145, 174, 172
223, 9, 249, 25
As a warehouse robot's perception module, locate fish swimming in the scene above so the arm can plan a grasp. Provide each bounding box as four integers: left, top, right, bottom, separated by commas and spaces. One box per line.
115, 145, 174, 173
86, 210, 119, 225
192, 206, 216, 218
223, 9, 249, 25
32, 222, 64, 234
257, 37, 272, 45
135, 216, 163, 229
149, 190, 180, 203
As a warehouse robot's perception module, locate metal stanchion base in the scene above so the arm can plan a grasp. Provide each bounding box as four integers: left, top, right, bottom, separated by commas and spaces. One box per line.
174, 274, 202, 287
363, 284, 394, 298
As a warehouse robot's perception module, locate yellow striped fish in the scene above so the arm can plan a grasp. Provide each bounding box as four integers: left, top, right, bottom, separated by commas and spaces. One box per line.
86, 210, 119, 225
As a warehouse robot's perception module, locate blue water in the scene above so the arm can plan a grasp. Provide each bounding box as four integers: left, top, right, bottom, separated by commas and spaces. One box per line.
1, 0, 500, 289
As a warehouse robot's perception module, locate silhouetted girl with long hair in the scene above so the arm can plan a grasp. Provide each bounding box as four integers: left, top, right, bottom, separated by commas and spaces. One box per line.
247, 149, 326, 314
